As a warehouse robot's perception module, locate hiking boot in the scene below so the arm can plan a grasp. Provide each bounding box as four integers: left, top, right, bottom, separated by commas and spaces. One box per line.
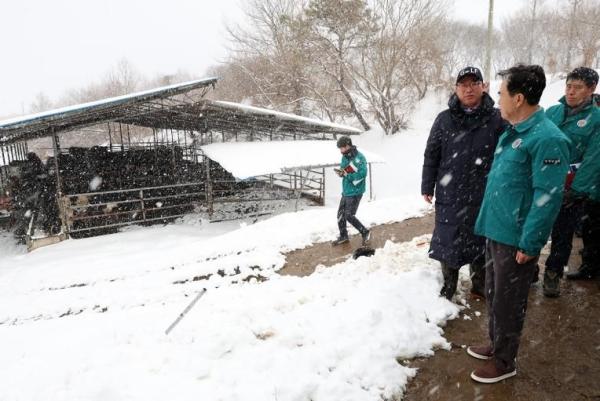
566, 265, 598, 280
469, 262, 486, 299
543, 271, 561, 298
332, 236, 349, 246
361, 230, 371, 245
467, 344, 493, 360
470, 360, 516, 384
440, 263, 459, 300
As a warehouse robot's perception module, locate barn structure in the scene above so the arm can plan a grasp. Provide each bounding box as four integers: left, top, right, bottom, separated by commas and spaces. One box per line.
0, 78, 378, 249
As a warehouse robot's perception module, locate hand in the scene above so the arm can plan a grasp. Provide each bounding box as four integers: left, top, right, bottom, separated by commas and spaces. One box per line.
515, 250, 535, 264
423, 194, 433, 204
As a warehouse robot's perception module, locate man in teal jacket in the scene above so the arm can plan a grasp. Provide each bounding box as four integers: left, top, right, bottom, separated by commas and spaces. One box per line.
467, 65, 570, 384
332, 136, 370, 246
543, 67, 600, 295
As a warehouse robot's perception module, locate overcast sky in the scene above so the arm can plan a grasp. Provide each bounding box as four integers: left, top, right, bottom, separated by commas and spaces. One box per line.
1, 0, 526, 118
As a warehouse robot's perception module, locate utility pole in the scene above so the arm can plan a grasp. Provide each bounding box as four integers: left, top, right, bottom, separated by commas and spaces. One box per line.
527, 0, 538, 64
566, 0, 580, 70
485, 0, 494, 83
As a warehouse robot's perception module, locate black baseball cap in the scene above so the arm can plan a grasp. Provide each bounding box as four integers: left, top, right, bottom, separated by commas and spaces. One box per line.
456, 66, 483, 83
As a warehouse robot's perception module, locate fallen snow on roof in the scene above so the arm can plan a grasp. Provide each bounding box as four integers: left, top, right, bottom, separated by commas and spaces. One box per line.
201, 140, 385, 179
212, 101, 362, 134
0, 77, 218, 129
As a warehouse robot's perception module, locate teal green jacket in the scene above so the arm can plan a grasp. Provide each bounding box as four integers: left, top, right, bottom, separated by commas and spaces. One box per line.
546, 96, 600, 201
340, 148, 367, 197
475, 109, 571, 256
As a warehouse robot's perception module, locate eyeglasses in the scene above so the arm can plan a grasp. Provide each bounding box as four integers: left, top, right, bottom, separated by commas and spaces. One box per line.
456, 81, 482, 89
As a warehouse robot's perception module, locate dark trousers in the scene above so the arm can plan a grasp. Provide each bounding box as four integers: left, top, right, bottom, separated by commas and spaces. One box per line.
582, 199, 600, 269
545, 198, 584, 276
337, 195, 367, 237
485, 239, 537, 371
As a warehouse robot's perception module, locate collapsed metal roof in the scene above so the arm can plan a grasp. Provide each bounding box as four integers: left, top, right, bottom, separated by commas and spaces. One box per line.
0, 78, 361, 145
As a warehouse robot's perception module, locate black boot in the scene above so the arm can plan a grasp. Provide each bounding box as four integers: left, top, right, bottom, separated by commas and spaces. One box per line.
469, 259, 486, 299
543, 270, 561, 297
440, 263, 459, 300
566, 264, 598, 280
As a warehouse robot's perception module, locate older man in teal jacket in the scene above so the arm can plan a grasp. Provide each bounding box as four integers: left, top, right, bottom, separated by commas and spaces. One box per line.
543, 68, 600, 296
467, 65, 570, 384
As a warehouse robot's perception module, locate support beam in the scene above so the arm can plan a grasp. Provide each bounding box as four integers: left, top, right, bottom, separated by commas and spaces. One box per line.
51, 130, 68, 236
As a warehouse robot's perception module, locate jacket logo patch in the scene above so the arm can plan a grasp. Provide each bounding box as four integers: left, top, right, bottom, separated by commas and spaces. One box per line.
543, 159, 561, 165
577, 119, 587, 128
512, 138, 523, 149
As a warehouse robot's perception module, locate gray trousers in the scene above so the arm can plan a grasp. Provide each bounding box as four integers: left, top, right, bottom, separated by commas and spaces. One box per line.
485, 239, 538, 371
337, 195, 367, 237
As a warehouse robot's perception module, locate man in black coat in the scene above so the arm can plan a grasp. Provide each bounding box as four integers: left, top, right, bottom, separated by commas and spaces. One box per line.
422, 66, 506, 300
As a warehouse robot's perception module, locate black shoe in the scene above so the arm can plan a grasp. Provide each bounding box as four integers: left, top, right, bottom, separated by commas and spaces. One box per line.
543, 271, 561, 298
361, 230, 371, 245
566, 266, 598, 280
332, 236, 349, 246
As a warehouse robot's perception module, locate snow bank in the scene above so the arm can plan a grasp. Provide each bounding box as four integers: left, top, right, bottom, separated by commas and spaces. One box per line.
0, 236, 458, 401
0, 196, 428, 323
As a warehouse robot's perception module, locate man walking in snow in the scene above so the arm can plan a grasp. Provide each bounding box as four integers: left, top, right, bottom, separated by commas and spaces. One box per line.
542, 67, 600, 297
468, 64, 570, 383
333, 136, 370, 246
421, 66, 505, 300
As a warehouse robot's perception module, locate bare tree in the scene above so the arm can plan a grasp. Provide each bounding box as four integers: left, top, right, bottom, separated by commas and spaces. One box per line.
351, 0, 448, 134
29, 92, 53, 113
303, 0, 377, 130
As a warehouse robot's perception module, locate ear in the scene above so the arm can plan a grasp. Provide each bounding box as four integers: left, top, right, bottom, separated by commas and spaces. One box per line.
515, 93, 526, 108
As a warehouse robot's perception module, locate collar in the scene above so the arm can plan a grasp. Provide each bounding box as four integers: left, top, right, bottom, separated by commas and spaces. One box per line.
513, 107, 545, 133
559, 95, 594, 114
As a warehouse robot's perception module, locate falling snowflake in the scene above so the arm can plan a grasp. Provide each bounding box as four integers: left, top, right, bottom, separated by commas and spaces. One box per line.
535, 194, 552, 207
439, 174, 453, 187
89, 176, 103, 191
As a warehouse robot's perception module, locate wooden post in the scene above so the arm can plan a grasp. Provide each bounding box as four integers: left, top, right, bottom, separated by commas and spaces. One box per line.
118, 123, 124, 152
107, 123, 113, 151
140, 189, 146, 221
205, 156, 213, 217
322, 167, 326, 205
52, 130, 68, 236
0, 145, 6, 187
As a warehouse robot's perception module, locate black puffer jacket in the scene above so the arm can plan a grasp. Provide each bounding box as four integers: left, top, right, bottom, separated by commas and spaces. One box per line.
421, 92, 506, 267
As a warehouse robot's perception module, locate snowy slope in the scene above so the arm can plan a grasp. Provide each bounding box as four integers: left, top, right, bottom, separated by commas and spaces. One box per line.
0, 85, 463, 401
0, 236, 459, 401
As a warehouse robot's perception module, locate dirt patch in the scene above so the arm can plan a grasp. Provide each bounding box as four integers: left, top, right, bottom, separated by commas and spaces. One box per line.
404, 237, 600, 401
279, 213, 434, 276
280, 214, 600, 401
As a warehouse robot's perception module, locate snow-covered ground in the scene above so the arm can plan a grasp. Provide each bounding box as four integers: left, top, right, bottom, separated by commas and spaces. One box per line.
0, 76, 575, 401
